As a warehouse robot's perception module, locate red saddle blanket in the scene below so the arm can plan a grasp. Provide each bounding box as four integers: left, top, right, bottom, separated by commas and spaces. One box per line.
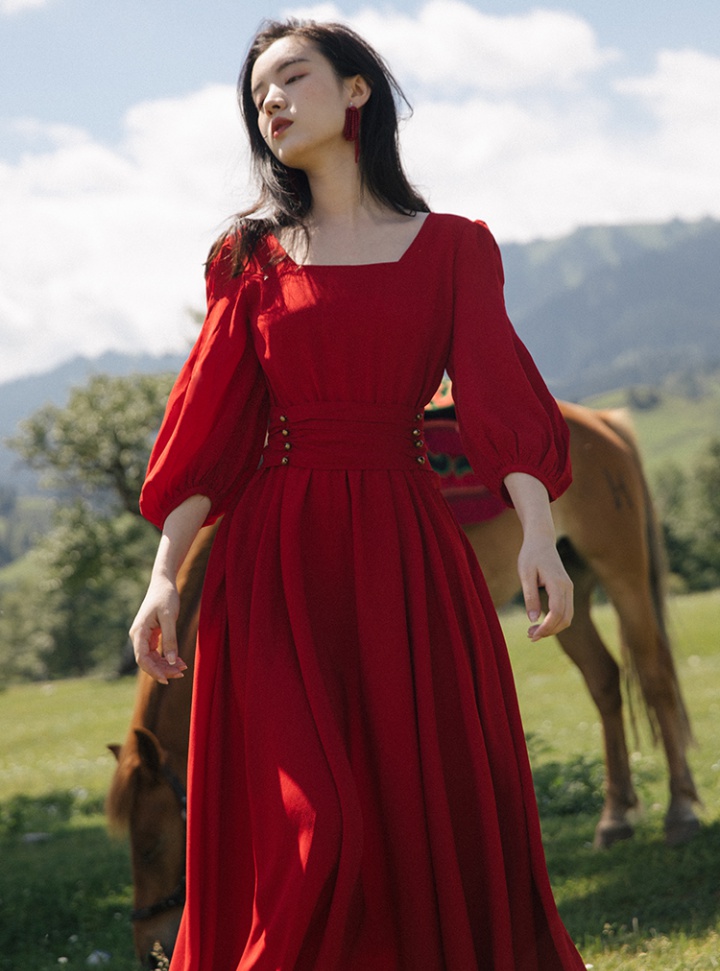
424, 383, 506, 526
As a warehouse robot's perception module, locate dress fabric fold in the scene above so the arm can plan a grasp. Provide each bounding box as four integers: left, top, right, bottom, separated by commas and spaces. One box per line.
140, 213, 584, 970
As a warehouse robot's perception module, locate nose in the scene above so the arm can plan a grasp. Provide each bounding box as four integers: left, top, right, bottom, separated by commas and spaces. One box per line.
262, 84, 286, 115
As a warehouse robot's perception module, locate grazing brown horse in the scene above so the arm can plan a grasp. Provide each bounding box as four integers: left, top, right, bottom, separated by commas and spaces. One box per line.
107, 399, 699, 967
106, 526, 213, 967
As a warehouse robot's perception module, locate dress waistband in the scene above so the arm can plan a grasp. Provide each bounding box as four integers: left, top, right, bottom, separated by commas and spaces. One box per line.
262, 402, 433, 471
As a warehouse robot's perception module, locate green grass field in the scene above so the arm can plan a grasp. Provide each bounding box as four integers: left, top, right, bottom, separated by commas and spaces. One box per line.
1, 589, 718, 969
503, 588, 720, 969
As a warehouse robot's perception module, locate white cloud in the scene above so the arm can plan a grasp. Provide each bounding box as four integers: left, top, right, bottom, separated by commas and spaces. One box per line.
597, 50, 720, 225
617, 48, 720, 118
289, 0, 619, 91
0, 85, 250, 383
0, 0, 53, 14
2, 2, 720, 382
312, 1, 720, 235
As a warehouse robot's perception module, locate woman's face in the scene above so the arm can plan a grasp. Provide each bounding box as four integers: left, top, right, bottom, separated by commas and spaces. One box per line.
250, 35, 357, 170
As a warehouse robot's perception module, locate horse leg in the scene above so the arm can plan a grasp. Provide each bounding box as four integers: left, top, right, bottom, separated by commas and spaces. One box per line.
599, 575, 700, 846
587, 407, 700, 845
554, 548, 639, 848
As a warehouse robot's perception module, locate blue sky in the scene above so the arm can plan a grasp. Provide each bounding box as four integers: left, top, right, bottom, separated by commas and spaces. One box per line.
1, 0, 719, 382
3, 0, 719, 146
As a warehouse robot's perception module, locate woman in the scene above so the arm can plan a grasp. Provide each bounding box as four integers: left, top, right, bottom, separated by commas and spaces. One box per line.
131, 18, 585, 971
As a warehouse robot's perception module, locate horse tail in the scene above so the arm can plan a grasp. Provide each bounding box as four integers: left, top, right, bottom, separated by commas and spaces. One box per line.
597, 408, 694, 749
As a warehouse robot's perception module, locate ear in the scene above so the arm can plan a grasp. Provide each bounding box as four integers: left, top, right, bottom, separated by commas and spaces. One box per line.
345, 74, 371, 109
107, 743, 122, 762
134, 727, 165, 779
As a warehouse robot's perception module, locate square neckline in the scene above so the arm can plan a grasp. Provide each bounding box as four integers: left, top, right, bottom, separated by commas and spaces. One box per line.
268, 211, 434, 269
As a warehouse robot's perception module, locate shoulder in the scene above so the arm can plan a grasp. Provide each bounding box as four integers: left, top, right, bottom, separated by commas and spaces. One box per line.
427, 214, 505, 288
205, 222, 272, 295
427, 212, 497, 251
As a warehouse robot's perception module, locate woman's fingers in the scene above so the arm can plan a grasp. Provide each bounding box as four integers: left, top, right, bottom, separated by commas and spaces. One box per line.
527, 577, 574, 641
519, 573, 542, 627
130, 581, 184, 683
134, 625, 187, 683
518, 542, 574, 641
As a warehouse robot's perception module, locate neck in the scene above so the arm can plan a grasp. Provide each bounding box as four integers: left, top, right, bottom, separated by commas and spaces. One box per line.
302, 150, 378, 228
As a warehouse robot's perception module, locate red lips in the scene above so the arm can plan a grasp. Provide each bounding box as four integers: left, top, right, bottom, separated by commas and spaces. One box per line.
271, 117, 293, 138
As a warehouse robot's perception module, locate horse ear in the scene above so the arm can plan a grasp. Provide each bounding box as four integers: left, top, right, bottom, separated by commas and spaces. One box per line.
134, 727, 165, 779
108, 743, 122, 762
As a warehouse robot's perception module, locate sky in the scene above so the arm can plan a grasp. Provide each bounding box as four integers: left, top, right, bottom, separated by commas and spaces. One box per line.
1, 0, 719, 384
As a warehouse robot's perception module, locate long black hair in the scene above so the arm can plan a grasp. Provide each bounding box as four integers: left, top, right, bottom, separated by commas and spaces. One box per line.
211, 18, 429, 273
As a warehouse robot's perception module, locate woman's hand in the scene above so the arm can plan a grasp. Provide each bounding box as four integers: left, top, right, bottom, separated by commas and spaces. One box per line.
130, 575, 187, 684
129, 494, 211, 683
502, 471, 574, 641
517, 535, 574, 641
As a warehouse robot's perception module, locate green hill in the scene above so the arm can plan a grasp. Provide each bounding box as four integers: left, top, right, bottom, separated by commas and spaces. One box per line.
504, 218, 720, 400
582, 368, 720, 478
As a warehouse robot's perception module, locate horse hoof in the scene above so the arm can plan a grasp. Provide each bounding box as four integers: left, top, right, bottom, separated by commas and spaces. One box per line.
593, 820, 634, 850
664, 815, 700, 847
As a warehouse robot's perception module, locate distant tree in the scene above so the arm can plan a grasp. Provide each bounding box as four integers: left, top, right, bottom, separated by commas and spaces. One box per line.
11, 373, 173, 514
655, 463, 700, 588
654, 440, 720, 590
627, 386, 661, 411
0, 551, 53, 682
0, 496, 53, 568
3, 372, 175, 679
0, 486, 17, 566
691, 440, 720, 586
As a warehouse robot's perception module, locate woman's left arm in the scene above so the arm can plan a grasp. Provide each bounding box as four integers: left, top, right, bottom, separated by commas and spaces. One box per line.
503, 471, 574, 642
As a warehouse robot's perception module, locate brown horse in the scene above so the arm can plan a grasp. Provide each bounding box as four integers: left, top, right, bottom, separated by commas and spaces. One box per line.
107, 400, 699, 967
106, 525, 212, 967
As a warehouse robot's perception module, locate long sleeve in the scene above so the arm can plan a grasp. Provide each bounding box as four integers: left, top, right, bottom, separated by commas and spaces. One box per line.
446, 220, 571, 505
140, 240, 270, 529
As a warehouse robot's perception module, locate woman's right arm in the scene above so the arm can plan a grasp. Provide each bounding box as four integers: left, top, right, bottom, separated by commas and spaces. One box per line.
130, 493, 211, 683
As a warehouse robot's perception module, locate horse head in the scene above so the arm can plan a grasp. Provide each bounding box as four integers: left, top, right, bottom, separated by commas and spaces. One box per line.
108, 727, 187, 968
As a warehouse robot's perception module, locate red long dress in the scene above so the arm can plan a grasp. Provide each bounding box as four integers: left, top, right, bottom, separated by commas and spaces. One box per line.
140, 213, 584, 971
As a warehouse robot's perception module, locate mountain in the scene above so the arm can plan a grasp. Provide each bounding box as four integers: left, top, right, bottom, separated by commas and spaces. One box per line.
502, 218, 720, 399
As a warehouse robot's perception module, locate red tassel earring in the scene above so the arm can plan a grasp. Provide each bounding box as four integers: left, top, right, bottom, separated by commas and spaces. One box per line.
343, 103, 360, 162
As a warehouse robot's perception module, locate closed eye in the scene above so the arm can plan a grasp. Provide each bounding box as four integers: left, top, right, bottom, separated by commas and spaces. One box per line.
256, 77, 303, 112
256, 74, 305, 113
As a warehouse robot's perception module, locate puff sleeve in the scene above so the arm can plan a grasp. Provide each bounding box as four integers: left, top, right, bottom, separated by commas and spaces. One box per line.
446, 220, 571, 505
139, 240, 270, 529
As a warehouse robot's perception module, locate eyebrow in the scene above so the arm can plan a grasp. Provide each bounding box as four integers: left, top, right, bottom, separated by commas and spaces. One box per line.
251, 57, 311, 100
